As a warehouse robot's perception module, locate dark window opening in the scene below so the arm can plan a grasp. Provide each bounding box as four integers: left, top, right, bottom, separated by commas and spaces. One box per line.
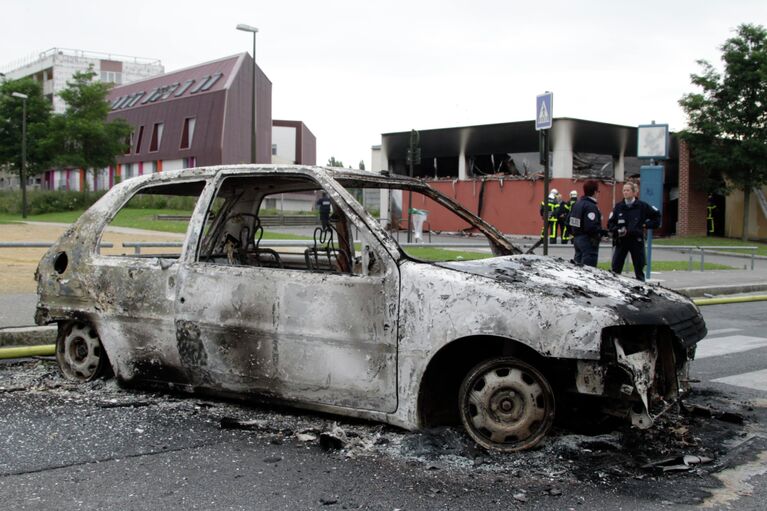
135, 126, 145, 153
149, 123, 163, 152
180, 118, 196, 150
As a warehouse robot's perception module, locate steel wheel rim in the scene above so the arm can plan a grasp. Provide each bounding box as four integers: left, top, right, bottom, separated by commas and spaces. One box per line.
461, 359, 554, 451
58, 324, 104, 381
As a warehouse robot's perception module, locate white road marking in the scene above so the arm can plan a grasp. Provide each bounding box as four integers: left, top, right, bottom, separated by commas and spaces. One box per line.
712, 369, 767, 392
695, 335, 767, 359
706, 328, 743, 337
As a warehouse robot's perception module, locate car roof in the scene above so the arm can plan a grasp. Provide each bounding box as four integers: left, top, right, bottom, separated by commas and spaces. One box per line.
131, 164, 423, 187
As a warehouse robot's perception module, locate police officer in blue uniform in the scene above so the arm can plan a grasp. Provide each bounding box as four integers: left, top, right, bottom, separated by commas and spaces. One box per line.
608, 182, 661, 281
568, 180, 606, 267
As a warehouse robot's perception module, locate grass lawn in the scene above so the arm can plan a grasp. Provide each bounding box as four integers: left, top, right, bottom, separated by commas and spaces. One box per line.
597, 261, 733, 271
405, 247, 494, 262
655, 236, 767, 257
0, 209, 310, 240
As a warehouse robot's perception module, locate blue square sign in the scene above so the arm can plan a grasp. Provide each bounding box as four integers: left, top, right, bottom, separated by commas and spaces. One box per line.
536, 92, 553, 130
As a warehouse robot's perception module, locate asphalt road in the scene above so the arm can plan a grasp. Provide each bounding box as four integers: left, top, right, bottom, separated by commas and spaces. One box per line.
1, 303, 766, 510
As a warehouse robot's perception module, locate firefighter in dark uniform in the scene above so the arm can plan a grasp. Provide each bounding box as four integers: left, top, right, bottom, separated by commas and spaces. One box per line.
608, 182, 661, 281
560, 190, 578, 244
568, 180, 606, 267
540, 188, 560, 244
707, 195, 716, 236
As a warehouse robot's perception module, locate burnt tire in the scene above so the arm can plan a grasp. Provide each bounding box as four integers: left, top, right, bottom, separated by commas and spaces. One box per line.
459, 357, 555, 452
56, 322, 110, 382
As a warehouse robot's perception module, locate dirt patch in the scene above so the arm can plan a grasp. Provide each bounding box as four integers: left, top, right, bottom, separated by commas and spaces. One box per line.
0, 222, 183, 294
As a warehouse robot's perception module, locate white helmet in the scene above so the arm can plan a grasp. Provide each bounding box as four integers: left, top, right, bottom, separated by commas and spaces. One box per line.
570, 190, 578, 198
550, 188, 559, 196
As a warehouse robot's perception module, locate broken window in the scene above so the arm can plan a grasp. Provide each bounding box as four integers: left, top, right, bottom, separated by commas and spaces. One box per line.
345, 184, 510, 263
197, 175, 377, 275
98, 181, 206, 258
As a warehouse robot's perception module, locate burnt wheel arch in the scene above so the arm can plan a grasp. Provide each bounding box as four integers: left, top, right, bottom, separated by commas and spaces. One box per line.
417, 336, 550, 429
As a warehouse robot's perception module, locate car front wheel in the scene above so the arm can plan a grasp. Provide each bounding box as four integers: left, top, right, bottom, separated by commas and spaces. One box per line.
459, 357, 555, 451
56, 322, 110, 382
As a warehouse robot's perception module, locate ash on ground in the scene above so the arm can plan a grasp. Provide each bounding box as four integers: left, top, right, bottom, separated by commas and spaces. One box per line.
1, 359, 754, 488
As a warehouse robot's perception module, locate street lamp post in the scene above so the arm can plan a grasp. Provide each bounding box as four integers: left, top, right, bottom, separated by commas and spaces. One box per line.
236, 24, 259, 164
11, 91, 28, 218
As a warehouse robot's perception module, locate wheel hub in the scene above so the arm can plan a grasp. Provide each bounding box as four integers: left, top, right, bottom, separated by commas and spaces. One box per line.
459, 358, 555, 452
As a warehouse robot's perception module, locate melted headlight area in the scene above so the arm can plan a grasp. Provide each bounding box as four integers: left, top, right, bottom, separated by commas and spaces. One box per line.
574, 326, 694, 429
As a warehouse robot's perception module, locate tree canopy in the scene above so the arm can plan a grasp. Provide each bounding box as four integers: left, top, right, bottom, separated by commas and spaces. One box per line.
679, 23, 767, 239
326, 156, 344, 168
0, 77, 52, 175
44, 68, 132, 186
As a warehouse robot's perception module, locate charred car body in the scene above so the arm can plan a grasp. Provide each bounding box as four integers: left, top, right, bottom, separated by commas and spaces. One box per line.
35, 165, 707, 451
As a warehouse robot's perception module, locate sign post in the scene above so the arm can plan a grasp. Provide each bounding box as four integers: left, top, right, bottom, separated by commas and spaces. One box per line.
637, 122, 669, 280
536, 92, 553, 255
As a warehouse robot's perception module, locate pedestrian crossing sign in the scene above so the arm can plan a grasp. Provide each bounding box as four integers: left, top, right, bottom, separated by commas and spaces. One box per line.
536, 92, 553, 130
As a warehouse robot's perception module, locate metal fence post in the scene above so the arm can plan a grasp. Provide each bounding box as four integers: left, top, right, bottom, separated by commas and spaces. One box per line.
700, 248, 705, 272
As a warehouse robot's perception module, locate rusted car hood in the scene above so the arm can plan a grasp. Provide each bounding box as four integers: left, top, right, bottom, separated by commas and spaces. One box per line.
436, 255, 706, 347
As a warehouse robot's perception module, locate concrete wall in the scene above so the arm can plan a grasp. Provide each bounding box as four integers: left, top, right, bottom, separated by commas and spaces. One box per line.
408, 178, 615, 235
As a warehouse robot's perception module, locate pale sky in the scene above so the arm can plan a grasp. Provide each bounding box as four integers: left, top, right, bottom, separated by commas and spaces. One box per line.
2, 0, 767, 169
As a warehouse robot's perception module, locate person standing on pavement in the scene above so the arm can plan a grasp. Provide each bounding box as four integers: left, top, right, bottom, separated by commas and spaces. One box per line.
568, 180, 606, 267
608, 182, 661, 281
315, 192, 332, 229
560, 190, 578, 244
540, 188, 560, 244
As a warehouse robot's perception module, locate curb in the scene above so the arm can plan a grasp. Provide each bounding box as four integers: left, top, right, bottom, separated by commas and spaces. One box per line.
0, 326, 57, 347
676, 283, 767, 298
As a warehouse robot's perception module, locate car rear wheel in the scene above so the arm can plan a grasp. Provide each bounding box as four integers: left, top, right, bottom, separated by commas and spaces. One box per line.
56, 322, 109, 382
459, 357, 555, 451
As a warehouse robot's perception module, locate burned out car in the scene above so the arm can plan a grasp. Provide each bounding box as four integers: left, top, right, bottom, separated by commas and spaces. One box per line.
35, 165, 706, 451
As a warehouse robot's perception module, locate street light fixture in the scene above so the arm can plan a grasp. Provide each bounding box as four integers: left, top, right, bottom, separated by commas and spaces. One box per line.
236, 23, 259, 164
11, 91, 29, 219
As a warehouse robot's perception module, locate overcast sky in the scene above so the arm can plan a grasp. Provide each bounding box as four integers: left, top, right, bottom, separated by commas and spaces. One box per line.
2, 0, 767, 169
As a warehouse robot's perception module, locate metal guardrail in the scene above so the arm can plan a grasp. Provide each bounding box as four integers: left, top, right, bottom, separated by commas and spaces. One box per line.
154, 214, 320, 226
0, 242, 114, 248
654, 245, 758, 271
0, 241, 759, 271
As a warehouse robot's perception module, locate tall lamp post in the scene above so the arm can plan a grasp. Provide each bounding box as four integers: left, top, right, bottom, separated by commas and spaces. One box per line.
11, 91, 28, 218
236, 24, 259, 164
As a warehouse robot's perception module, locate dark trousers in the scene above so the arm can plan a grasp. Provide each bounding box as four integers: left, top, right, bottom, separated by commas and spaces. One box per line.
573, 235, 598, 267
612, 238, 646, 281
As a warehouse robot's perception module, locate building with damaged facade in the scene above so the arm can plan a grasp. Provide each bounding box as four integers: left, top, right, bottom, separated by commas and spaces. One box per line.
373, 119, 760, 238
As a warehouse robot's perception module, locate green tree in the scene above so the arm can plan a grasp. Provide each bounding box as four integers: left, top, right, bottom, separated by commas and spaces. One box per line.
679, 23, 767, 240
45, 68, 132, 192
0, 77, 52, 178
327, 156, 344, 168
358, 160, 366, 170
